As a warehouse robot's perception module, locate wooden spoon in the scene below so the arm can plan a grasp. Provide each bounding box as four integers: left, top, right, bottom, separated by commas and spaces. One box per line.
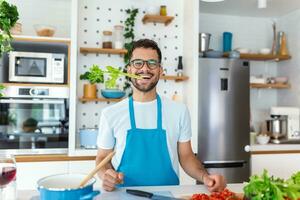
78, 151, 115, 187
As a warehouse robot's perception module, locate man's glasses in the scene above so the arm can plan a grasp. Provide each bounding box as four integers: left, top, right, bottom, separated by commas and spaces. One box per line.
129, 59, 160, 70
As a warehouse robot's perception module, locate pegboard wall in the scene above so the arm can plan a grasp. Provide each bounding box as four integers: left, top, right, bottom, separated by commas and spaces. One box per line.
76, 0, 185, 141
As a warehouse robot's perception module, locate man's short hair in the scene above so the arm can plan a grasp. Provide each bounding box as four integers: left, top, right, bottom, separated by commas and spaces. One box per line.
129, 39, 162, 63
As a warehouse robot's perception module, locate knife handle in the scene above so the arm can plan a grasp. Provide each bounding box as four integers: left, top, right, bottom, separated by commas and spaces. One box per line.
126, 189, 154, 198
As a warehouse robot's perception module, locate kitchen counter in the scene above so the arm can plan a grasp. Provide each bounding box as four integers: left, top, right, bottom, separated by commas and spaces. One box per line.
18, 183, 245, 200
250, 144, 300, 154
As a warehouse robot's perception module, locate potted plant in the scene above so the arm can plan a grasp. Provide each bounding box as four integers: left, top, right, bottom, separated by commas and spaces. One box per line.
0, 0, 19, 97
80, 65, 140, 99
79, 65, 104, 99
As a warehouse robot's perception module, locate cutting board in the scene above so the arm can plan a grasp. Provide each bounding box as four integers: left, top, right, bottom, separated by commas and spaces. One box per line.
96, 191, 174, 200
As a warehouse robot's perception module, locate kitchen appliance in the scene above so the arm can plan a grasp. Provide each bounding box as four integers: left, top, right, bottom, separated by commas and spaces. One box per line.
199, 33, 211, 52
266, 115, 287, 143
9, 51, 65, 84
37, 174, 100, 200
0, 86, 69, 154
198, 58, 250, 183
79, 128, 98, 149
269, 107, 300, 142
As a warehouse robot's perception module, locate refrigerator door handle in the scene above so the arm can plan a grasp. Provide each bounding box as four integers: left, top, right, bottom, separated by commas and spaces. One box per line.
202, 160, 247, 168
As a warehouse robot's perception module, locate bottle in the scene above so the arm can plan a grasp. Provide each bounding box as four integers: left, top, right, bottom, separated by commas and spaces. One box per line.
223, 32, 233, 52
177, 56, 183, 77
113, 25, 124, 49
160, 5, 167, 16
102, 31, 112, 49
279, 31, 288, 56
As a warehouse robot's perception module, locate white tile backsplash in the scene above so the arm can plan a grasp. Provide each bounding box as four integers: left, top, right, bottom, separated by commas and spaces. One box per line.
277, 9, 300, 108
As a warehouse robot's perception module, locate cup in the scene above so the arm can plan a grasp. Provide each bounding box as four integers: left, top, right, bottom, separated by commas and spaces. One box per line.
223, 32, 233, 52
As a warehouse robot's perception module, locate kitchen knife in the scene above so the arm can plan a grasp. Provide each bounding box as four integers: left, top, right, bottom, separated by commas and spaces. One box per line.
126, 189, 185, 200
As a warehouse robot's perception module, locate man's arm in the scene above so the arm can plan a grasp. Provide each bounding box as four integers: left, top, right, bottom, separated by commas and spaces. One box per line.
178, 141, 226, 192
96, 148, 123, 191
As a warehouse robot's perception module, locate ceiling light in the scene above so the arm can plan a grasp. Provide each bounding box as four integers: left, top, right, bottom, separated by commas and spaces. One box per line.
258, 0, 267, 8
201, 0, 224, 2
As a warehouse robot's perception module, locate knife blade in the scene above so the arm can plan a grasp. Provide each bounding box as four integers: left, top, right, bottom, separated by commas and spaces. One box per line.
126, 189, 185, 200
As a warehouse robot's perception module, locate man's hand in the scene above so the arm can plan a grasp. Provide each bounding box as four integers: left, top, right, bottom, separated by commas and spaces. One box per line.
102, 169, 124, 191
203, 174, 226, 192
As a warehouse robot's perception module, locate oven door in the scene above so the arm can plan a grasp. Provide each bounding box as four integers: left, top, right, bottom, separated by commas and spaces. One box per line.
0, 98, 68, 154
9, 51, 52, 83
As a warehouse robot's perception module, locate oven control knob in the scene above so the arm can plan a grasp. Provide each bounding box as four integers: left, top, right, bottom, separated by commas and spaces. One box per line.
29, 88, 39, 96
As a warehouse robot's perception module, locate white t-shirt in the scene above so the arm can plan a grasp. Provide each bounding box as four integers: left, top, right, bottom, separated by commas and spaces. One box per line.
97, 96, 192, 176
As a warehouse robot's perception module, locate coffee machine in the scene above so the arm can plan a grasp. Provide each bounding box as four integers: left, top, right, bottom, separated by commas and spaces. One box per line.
269, 107, 300, 142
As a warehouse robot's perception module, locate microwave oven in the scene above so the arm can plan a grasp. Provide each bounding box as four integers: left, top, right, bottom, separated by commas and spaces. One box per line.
9, 51, 65, 84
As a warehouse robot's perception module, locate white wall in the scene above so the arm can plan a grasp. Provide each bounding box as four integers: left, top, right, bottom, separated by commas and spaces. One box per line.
277, 9, 300, 107
199, 13, 278, 133
8, 0, 71, 38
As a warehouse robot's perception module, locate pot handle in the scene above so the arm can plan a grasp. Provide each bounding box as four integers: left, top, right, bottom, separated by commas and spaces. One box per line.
80, 190, 100, 200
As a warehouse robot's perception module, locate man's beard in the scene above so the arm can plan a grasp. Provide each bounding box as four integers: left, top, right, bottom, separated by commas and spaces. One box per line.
131, 74, 159, 93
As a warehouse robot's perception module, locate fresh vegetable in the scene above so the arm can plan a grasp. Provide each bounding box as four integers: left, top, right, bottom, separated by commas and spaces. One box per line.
244, 170, 300, 200
80, 65, 141, 89
191, 189, 242, 200
0, 0, 19, 55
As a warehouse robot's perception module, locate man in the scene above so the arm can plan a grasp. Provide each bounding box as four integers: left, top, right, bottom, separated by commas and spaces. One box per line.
96, 39, 226, 192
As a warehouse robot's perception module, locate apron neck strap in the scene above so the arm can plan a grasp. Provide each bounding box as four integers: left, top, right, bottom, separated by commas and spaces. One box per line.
129, 95, 162, 130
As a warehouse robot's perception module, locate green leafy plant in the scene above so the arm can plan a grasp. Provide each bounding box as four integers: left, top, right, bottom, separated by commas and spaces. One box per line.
79, 64, 104, 84
80, 65, 140, 89
0, 0, 18, 97
123, 8, 138, 93
123, 8, 138, 64
0, 84, 5, 97
244, 169, 300, 200
0, 0, 19, 56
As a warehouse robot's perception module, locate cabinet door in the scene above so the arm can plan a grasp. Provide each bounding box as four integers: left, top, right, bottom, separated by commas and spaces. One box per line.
16, 161, 69, 190
251, 154, 300, 179
179, 166, 196, 185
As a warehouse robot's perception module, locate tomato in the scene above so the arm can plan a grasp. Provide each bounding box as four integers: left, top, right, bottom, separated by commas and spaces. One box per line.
191, 189, 243, 200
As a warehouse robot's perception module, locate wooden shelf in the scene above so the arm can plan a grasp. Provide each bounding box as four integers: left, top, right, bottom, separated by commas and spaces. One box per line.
223, 53, 291, 61
160, 75, 189, 82
12, 35, 71, 44
2, 83, 69, 87
142, 15, 174, 26
80, 47, 127, 55
250, 83, 290, 89
79, 97, 124, 103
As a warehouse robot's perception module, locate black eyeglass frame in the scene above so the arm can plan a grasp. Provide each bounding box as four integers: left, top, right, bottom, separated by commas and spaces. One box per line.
128, 59, 161, 70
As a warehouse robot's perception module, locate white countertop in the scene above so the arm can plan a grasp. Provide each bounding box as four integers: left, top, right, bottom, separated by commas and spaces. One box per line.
18, 183, 245, 200
250, 144, 300, 152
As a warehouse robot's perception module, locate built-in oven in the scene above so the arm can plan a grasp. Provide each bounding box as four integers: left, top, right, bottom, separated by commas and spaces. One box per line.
8, 51, 65, 84
0, 86, 69, 154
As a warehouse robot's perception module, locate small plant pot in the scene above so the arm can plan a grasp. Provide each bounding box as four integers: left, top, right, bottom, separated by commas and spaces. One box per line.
83, 84, 97, 99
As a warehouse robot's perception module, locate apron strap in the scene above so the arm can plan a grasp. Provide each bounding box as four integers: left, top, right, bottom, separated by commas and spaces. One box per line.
157, 95, 163, 130
129, 96, 136, 129
128, 95, 163, 130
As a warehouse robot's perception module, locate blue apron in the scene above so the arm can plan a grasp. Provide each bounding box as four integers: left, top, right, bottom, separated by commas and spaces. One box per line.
117, 95, 179, 186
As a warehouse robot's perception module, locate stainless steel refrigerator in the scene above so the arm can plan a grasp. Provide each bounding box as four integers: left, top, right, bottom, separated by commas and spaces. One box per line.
197, 58, 250, 183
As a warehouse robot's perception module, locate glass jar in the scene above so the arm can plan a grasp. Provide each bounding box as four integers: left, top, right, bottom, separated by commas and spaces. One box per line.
113, 25, 124, 49
160, 5, 167, 16
102, 31, 112, 49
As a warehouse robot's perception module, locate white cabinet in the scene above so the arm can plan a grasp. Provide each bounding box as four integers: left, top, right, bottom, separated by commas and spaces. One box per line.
16, 161, 69, 190
16, 160, 195, 190
179, 166, 196, 185
16, 160, 102, 190
251, 153, 300, 179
